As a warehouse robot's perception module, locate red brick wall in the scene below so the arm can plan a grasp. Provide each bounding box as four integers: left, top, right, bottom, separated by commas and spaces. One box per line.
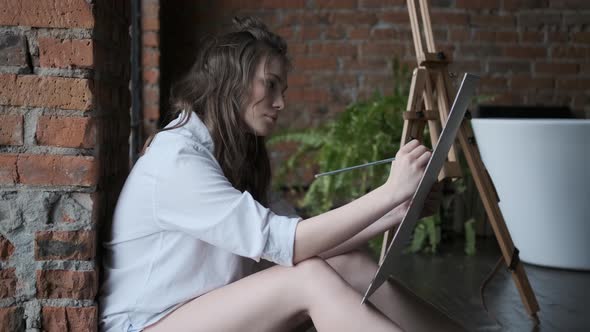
161, 0, 590, 121
160, 0, 589, 187
0, 0, 130, 330
141, 0, 161, 137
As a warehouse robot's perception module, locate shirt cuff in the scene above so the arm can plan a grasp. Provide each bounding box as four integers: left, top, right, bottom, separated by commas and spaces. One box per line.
261, 213, 301, 267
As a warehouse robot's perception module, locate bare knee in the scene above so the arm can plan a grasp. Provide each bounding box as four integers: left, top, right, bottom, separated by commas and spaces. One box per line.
327, 250, 376, 274
292, 257, 350, 293
326, 250, 378, 290
293, 256, 334, 279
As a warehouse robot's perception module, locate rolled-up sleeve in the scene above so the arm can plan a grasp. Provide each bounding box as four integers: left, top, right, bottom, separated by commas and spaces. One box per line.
154, 143, 301, 266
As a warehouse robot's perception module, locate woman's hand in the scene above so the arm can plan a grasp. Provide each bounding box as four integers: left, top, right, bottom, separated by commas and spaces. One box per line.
394, 181, 442, 219
385, 139, 431, 203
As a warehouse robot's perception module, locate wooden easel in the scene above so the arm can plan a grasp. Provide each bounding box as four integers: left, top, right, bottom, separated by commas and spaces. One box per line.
379, 0, 540, 322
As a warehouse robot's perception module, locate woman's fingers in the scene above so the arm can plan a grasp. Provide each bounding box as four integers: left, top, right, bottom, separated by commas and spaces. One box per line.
415, 149, 432, 167
398, 139, 421, 155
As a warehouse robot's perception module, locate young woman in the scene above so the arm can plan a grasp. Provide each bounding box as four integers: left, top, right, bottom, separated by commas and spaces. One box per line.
99, 17, 464, 332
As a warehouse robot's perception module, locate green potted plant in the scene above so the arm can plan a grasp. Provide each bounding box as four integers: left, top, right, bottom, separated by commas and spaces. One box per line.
269, 60, 481, 257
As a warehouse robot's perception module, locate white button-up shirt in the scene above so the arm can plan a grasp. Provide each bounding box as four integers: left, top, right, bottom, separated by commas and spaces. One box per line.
98, 111, 301, 332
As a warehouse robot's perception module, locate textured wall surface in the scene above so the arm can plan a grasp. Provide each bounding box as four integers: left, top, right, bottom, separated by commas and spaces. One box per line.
161, 0, 590, 126
0, 0, 130, 330
141, 0, 161, 138
159, 0, 590, 186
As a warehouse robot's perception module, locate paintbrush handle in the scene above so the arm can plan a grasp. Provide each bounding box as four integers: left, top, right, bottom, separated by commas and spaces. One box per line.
314, 157, 396, 178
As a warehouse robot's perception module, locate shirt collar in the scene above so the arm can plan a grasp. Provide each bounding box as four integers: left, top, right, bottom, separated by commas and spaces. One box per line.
164, 111, 215, 153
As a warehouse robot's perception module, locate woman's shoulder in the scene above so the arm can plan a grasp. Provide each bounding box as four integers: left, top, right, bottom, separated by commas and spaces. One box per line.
154, 111, 215, 154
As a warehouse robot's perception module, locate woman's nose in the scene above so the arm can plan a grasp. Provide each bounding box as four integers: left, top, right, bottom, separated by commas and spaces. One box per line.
273, 93, 285, 111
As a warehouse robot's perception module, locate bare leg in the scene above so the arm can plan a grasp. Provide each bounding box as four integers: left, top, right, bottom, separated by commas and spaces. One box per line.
144, 257, 401, 332
325, 250, 466, 332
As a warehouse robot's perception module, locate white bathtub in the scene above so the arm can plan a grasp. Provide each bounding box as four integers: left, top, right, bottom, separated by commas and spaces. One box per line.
471, 119, 590, 270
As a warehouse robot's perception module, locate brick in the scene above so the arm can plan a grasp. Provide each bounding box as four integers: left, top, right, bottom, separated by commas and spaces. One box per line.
518, 13, 562, 28
0, 74, 93, 110
349, 27, 371, 40
289, 43, 307, 55
0, 114, 24, 145
141, 16, 159, 31
551, 46, 590, 59
35, 116, 95, 148
275, 26, 295, 41
473, 31, 518, 43
572, 32, 590, 44
556, 79, 590, 91
460, 44, 502, 57
35, 231, 95, 261
143, 87, 159, 107
504, 0, 550, 10
283, 12, 330, 25
141, 1, 159, 19
239, 0, 305, 9
360, 0, 405, 7
470, 15, 516, 28
342, 57, 389, 71
511, 75, 554, 89
0, 268, 17, 298
36, 270, 97, 299
520, 31, 544, 43
361, 42, 407, 57
377, 11, 410, 24
38, 38, 93, 68
294, 57, 338, 71
563, 13, 590, 26
0, 0, 94, 28
0, 154, 18, 184
503, 46, 546, 59
315, 0, 358, 9
456, 0, 501, 9
448, 60, 483, 73
142, 68, 159, 84
309, 43, 357, 57
42, 306, 97, 332
0, 236, 15, 261
142, 31, 159, 47
431, 12, 469, 25
17, 155, 97, 186
430, 0, 454, 7
480, 76, 509, 90
311, 74, 357, 87
329, 12, 378, 25
325, 26, 346, 40
302, 88, 331, 103
550, 0, 590, 9
0, 307, 24, 332
0, 32, 28, 66
535, 62, 578, 75
287, 74, 309, 87
373, 28, 413, 41
449, 29, 471, 42
488, 61, 531, 73
143, 105, 160, 121
547, 32, 568, 43
301, 27, 323, 40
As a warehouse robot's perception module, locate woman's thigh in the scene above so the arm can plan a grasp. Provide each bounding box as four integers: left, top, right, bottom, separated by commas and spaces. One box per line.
143, 262, 310, 332
325, 249, 466, 332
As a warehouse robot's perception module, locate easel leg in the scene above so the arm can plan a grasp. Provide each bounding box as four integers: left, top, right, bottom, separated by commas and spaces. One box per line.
457, 120, 540, 319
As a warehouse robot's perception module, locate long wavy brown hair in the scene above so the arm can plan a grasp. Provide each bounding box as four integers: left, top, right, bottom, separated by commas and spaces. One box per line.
156, 17, 290, 206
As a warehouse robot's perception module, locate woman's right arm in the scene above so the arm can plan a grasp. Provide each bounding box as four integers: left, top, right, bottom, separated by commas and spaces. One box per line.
291, 140, 431, 264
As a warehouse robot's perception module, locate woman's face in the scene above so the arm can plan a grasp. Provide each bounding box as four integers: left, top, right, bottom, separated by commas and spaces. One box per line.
242, 56, 287, 136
